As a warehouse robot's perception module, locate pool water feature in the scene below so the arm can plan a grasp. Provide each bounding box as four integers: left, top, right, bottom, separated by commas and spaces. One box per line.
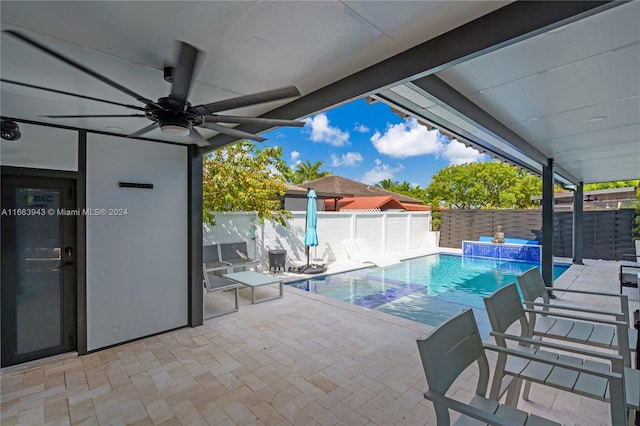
287, 253, 570, 338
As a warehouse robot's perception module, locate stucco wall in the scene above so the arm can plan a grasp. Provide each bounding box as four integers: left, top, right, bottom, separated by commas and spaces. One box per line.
86, 134, 187, 351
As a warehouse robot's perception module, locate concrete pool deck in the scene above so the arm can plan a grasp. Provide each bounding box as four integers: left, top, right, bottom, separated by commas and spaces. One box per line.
1, 253, 638, 425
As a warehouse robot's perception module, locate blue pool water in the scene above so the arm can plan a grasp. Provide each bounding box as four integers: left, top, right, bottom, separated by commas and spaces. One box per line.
287, 254, 570, 338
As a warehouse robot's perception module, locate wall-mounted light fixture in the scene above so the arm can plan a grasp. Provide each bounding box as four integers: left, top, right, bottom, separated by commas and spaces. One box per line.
119, 182, 154, 189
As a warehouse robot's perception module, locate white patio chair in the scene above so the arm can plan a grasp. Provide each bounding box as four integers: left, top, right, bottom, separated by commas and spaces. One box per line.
416, 309, 561, 426
483, 284, 637, 425
516, 267, 637, 368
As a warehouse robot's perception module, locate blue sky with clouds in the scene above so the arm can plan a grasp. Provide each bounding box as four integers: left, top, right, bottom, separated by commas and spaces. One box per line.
261, 98, 488, 187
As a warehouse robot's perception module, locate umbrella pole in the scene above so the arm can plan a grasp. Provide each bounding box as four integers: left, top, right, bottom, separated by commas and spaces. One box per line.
305, 211, 310, 268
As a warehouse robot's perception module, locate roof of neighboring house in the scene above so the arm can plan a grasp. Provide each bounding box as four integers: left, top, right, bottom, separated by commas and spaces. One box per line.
531, 186, 638, 202
284, 183, 342, 200
299, 176, 424, 204
402, 203, 431, 211
327, 196, 431, 212
336, 196, 404, 211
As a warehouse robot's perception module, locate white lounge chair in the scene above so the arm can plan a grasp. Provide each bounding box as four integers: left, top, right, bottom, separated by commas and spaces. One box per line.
355, 238, 400, 266
417, 309, 561, 426
342, 238, 400, 267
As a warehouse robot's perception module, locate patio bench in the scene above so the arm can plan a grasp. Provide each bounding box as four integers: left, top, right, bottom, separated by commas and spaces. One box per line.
220, 241, 259, 272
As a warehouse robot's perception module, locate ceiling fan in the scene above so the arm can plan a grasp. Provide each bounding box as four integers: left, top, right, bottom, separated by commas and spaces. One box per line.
2, 30, 305, 144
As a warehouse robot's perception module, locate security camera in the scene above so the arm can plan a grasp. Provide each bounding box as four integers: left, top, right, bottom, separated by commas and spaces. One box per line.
1, 120, 21, 141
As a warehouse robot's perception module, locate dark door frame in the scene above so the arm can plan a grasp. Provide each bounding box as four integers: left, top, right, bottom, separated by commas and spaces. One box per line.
1, 165, 87, 363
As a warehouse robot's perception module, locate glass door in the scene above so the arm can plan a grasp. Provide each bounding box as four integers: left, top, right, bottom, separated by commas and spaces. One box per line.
1, 175, 77, 367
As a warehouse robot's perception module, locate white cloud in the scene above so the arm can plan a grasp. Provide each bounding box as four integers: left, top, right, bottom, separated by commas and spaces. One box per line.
331, 152, 364, 167
290, 151, 300, 162
370, 118, 442, 158
354, 123, 370, 133
442, 139, 488, 165
289, 159, 302, 170
370, 118, 488, 166
304, 113, 350, 147
361, 159, 404, 185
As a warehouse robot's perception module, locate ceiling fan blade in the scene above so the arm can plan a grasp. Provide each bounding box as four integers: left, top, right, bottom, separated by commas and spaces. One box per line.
204, 115, 305, 128
169, 42, 201, 108
190, 86, 300, 115
1, 79, 147, 111
42, 114, 146, 118
130, 122, 159, 137
199, 122, 266, 142
189, 127, 211, 145
5, 30, 159, 108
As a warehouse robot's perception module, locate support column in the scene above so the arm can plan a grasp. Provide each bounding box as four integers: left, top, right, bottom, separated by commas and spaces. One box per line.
542, 159, 554, 288
572, 182, 584, 265
77, 131, 87, 355
188, 145, 203, 327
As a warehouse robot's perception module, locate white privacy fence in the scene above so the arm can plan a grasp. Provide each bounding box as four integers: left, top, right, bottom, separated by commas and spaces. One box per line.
203, 210, 436, 270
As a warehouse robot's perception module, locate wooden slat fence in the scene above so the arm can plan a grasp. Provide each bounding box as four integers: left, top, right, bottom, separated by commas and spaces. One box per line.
440, 209, 635, 260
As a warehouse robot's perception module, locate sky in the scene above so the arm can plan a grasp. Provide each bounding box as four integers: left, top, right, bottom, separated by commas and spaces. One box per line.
260, 98, 489, 188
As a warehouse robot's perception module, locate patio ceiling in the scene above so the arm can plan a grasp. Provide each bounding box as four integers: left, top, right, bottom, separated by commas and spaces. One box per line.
1, 1, 638, 185
0, 1, 505, 143
376, 1, 640, 185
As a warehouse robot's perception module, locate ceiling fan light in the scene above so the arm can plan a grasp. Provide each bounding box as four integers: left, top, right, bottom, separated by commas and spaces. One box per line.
161, 124, 190, 136
159, 113, 192, 136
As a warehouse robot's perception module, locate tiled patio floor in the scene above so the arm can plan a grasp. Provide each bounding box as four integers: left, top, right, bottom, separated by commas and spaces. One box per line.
1, 257, 638, 425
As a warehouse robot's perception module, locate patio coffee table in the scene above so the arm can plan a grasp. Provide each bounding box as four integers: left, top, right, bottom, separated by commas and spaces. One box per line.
224, 271, 283, 304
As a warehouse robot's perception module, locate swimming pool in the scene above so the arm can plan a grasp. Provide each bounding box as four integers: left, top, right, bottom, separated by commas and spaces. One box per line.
287, 253, 570, 338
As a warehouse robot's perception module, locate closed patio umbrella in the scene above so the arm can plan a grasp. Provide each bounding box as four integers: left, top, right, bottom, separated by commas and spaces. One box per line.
303, 188, 318, 269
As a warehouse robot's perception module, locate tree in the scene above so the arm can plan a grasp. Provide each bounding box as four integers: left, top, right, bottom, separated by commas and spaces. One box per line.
375, 179, 398, 190
289, 160, 331, 184
584, 180, 639, 191
376, 179, 428, 202
425, 162, 541, 209
203, 141, 291, 226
